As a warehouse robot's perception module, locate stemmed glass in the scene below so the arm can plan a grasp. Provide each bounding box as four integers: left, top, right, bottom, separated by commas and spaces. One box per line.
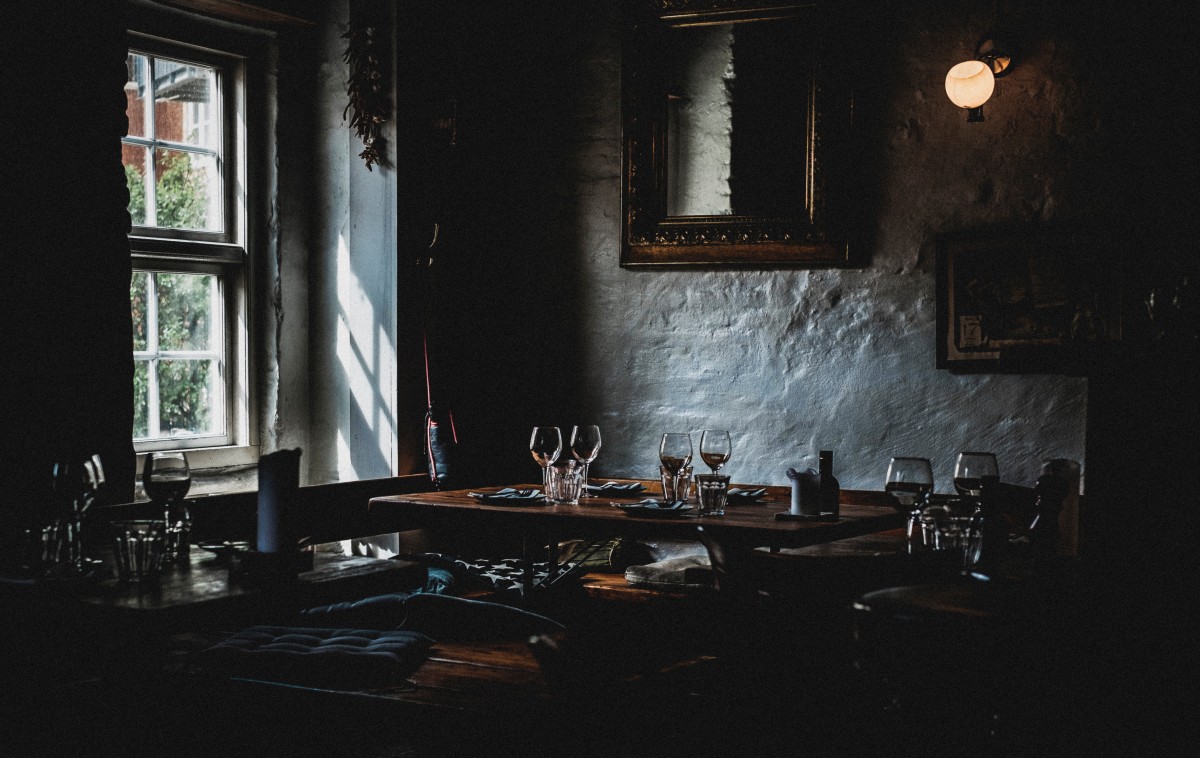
699, 430, 732, 474
529, 427, 563, 497
144, 452, 192, 505
50, 457, 104, 571
954, 452, 999, 498
85, 454, 106, 505
885, 457, 934, 549
143, 452, 192, 565
569, 425, 602, 497
659, 433, 693, 501
52, 460, 91, 515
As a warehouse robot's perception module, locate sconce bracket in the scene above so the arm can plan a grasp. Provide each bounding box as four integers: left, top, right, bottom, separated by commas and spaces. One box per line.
976, 36, 1013, 78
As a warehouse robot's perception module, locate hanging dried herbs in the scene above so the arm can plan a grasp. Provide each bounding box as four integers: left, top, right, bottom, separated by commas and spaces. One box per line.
342, 16, 389, 170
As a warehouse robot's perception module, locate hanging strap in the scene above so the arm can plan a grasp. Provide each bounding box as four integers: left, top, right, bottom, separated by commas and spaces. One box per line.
422, 221, 457, 486
423, 329, 457, 486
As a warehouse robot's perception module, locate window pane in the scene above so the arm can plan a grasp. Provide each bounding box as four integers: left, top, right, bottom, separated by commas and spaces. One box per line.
133, 360, 150, 439
157, 272, 213, 351
123, 145, 149, 226
125, 53, 148, 138
131, 271, 149, 351
154, 148, 220, 231
159, 359, 219, 437
154, 59, 219, 150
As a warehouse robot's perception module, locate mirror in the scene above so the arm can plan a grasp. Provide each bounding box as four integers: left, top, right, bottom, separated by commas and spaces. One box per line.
622, 1, 854, 267
665, 21, 810, 218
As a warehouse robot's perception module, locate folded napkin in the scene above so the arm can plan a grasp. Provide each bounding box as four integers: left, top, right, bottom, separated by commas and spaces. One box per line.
625, 555, 714, 592
585, 482, 646, 495
468, 488, 544, 504
726, 487, 768, 503
629, 499, 689, 510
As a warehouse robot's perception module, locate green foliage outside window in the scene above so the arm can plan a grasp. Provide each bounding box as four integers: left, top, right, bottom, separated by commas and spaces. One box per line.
124, 152, 208, 230
127, 149, 218, 440
131, 270, 216, 440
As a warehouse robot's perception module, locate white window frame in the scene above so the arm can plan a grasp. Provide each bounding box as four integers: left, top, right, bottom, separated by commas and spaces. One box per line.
126, 29, 255, 470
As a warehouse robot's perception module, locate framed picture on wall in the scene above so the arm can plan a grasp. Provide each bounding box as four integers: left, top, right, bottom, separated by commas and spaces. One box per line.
935, 227, 1123, 373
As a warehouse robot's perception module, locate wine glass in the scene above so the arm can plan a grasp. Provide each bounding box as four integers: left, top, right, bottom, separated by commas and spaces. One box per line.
529, 427, 563, 496
659, 433, 693, 474
51, 460, 90, 515
954, 452, 999, 498
86, 454, 106, 500
144, 452, 192, 565
143, 452, 192, 506
657, 429, 696, 501
569, 425, 602, 497
885, 457, 934, 549
699, 430, 732, 474
50, 459, 97, 571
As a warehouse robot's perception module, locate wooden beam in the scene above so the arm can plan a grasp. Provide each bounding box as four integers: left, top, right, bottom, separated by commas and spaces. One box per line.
150, 0, 318, 28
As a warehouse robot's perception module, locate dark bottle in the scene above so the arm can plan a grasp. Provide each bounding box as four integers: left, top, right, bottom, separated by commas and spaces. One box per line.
968, 476, 1006, 578
818, 450, 840, 517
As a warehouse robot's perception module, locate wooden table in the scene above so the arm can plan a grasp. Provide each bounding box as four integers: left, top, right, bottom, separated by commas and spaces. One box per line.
1, 549, 425, 689
369, 481, 900, 549
67, 548, 424, 629
368, 481, 903, 594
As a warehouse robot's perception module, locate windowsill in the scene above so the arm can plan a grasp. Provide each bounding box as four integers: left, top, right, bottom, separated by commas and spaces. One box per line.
135, 443, 257, 470
133, 444, 259, 501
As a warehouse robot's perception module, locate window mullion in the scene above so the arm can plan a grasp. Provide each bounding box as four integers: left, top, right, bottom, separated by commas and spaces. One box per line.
144, 56, 159, 227
212, 274, 227, 436
146, 272, 161, 439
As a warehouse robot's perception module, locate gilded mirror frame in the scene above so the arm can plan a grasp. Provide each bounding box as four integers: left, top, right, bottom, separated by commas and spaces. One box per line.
621, 0, 854, 267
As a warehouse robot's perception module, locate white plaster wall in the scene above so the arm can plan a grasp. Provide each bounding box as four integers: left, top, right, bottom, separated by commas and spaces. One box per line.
272, 0, 398, 486
571, 1, 1088, 492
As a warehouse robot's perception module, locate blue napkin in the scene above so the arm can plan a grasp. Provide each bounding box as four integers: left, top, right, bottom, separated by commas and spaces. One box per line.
468, 488, 545, 504
727, 487, 767, 504
585, 482, 646, 495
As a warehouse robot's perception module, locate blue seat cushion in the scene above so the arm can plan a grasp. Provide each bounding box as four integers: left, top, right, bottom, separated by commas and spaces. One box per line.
402, 593, 565, 641
195, 626, 433, 688
298, 592, 411, 629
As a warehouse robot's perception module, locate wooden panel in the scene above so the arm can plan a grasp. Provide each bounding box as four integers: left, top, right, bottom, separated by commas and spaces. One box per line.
152, 0, 317, 27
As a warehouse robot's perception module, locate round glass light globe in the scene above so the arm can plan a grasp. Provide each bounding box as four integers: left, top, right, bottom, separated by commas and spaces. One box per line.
945, 60, 995, 109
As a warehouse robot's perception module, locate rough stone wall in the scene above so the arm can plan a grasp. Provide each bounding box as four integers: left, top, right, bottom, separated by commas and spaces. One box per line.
577, 1, 1089, 491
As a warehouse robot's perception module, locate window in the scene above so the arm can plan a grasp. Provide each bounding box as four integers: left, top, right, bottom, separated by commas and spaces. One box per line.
123, 34, 249, 461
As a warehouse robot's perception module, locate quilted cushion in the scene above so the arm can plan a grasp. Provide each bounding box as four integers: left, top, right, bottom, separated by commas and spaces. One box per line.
195, 626, 433, 688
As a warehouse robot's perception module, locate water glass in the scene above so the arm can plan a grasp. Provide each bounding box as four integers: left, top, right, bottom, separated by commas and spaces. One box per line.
916, 506, 981, 569
162, 506, 191, 567
112, 520, 166, 583
695, 474, 730, 516
547, 461, 584, 505
660, 464, 694, 503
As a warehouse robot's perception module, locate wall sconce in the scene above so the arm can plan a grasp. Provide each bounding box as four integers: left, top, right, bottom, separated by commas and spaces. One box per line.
945, 36, 1013, 122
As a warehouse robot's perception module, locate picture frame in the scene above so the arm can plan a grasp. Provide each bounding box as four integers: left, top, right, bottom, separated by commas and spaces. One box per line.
935, 227, 1123, 374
